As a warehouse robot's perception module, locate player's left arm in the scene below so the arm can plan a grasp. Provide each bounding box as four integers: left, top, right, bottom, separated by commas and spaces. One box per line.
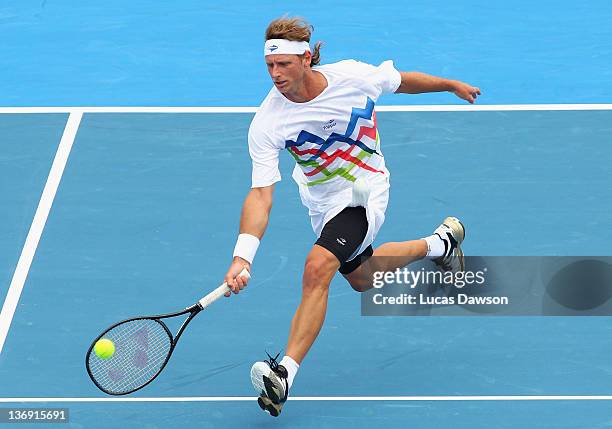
395, 72, 481, 104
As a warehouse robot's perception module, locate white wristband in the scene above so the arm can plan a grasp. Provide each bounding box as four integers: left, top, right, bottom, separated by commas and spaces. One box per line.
233, 233, 260, 264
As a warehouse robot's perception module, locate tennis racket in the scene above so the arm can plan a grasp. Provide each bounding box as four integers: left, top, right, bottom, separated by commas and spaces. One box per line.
85, 268, 250, 395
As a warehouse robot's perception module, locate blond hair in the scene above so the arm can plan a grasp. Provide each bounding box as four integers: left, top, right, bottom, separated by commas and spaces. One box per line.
265, 17, 323, 66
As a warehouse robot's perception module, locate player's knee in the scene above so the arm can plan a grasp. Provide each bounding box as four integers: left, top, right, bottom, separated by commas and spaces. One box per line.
303, 259, 327, 291
302, 255, 335, 293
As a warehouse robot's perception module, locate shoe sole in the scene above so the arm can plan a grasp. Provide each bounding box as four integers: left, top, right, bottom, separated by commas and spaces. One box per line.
258, 395, 281, 417
256, 375, 285, 417
455, 245, 465, 271
442, 216, 466, 271
442, 216, 465, 244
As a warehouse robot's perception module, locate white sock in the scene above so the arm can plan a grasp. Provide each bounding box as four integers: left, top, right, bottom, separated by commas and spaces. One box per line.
423, 234, 445, 258
279, 356, 299, 390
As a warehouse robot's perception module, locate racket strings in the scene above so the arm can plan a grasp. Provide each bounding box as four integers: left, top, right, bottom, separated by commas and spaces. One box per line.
87, 319, 172, 394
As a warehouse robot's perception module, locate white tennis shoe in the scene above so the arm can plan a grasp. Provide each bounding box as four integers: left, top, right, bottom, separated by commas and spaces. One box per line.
251, 353, 289, 417
433, 216, 465, 273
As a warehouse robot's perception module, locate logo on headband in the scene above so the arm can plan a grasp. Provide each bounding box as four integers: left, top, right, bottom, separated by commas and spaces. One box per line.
269, 45, 278, 52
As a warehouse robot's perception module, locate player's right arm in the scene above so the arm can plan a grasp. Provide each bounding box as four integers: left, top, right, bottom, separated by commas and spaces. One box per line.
224, 108, 282, 296
224, 184, 274, 295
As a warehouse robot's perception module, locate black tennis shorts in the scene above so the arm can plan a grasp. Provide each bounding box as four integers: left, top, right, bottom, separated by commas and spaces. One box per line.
315, 206, 374, 274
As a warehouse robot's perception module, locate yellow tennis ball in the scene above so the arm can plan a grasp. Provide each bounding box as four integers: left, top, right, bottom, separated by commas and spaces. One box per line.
94, 338, 115, 359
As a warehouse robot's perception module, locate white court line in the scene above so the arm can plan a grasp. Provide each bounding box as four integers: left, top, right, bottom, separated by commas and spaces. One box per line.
0, 396, 611, 403
0, 104, 611, 114
0, 112, 83, 355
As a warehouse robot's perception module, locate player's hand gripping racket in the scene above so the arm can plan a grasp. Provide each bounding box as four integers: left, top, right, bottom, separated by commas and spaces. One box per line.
85, 268, 250, 395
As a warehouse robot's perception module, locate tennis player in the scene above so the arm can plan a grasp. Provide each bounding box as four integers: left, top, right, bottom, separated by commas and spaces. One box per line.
223, 17, 480, 416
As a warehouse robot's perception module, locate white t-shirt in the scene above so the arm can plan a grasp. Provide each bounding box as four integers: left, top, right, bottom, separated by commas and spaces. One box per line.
248, 59, 401, 245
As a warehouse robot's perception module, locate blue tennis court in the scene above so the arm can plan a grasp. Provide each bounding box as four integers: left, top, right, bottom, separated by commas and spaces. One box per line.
1, 1, 611, 428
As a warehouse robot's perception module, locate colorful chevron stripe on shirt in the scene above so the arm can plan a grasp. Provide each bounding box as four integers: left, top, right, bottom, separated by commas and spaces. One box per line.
285, 97, 385, 186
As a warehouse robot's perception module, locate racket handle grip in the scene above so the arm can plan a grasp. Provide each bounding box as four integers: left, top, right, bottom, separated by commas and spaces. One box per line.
198, 268, 250, 309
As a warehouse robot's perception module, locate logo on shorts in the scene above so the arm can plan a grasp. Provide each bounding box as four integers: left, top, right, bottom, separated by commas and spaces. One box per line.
336, 237, 347, 246
323, 119, 337, 131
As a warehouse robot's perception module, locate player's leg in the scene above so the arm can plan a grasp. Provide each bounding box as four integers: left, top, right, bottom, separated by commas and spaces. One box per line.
252, 244, 338, 416
344, 217, 466, 292
284, 206, 369, 363
341, 240, 427, 292
286, 244, 339, 362
251, 207, 368, 416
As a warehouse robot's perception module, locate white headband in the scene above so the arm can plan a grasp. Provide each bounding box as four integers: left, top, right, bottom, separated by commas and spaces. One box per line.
264, 39, 310, 56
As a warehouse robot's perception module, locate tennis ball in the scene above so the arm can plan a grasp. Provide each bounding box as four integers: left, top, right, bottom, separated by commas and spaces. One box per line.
94, 338, 115, 359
